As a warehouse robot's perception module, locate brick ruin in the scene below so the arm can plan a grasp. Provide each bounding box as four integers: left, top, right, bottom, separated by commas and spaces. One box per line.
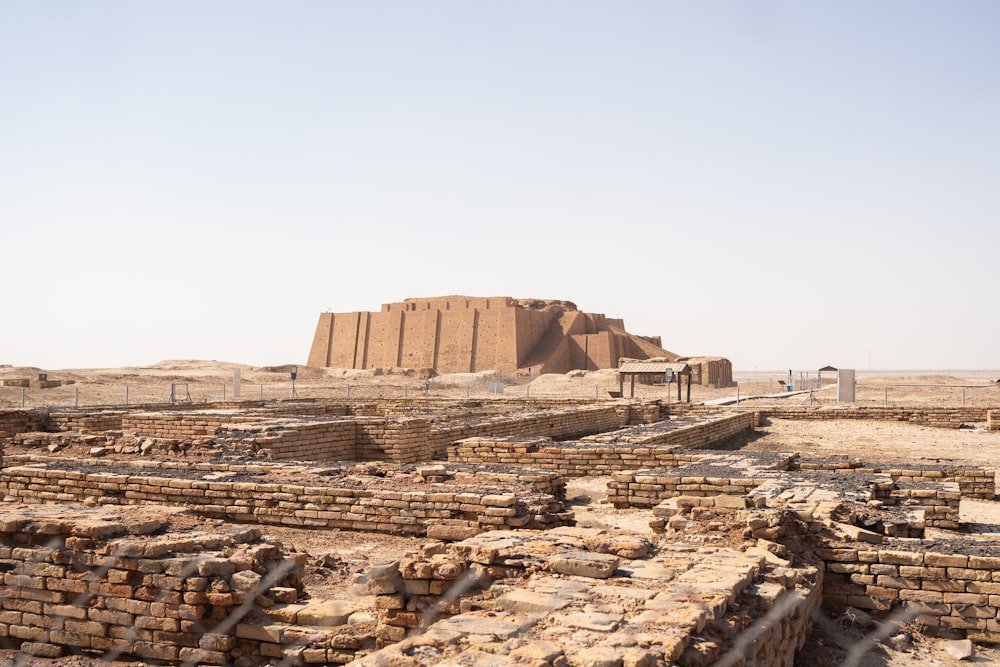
307, 296, 733, 385
0, 400, 999, 665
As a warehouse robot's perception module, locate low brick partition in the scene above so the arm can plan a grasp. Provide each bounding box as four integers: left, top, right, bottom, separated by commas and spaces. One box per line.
430, 404, 629, 457
886, 482, 961, 529
819, 543, 1000, 643
217, 417, 433, 463
48, 411, 125, 433
753, 406, 991, 428
0, 411, 46, 441
232, 419, 357, 460
607, 452, 797, 508
123, 411, 270, 439
794, 458, 997, 500
0, 460, 572, 537
449, 437, 707, 477
580, 410, 754, 447
648, 469, 1000, 647
449, 412, 756, 477
0, 505, 307, 664
354, 529, 822, 667
2, 400, 662, 467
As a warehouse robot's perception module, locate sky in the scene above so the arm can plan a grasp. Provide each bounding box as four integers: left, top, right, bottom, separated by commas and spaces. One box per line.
2, 1, 998, 372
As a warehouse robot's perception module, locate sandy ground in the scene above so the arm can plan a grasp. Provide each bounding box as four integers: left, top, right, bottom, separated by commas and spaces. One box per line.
2, 362, 1000, 665
1, 361, 998, 408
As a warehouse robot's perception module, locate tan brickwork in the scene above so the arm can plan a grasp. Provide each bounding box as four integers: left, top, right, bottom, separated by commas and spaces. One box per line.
754, 406, 991, 428
0, 461, 572, 536
308, 296, 679, 375
0, 506, 305, 664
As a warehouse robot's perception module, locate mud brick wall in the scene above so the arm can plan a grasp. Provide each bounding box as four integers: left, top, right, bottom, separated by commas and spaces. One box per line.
755, 406, 990, 428
989, 410, 1000, 432
356, 418, 434, 463
794, 460, 996, 500
248, 403, 352, 419
0, 516, 304, 664
359, 533, 821, 666
48, 411, 124, 433
430, 405, 628, 457
608, 470, 769, 508
886, 484, 961, 529
0, 464, 570, 537
122, 412, 268, 439
582, 411, 754, 447
448, 412, 759, 482
0, 411, 47, 441
445, 467, 566, 498
818, 547, 1000, 643
223, 417, 434, 463
243, 421, 357, 461
450, 438, 705, 478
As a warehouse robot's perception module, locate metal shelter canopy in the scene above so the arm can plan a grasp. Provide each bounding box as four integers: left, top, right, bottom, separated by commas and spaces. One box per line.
617, 361, 692, 401
818, 365, 838, 388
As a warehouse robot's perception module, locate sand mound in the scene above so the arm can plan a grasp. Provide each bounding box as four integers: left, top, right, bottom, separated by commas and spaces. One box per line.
528, 369, 618, 388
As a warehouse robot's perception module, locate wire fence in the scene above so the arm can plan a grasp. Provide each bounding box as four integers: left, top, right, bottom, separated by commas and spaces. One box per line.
0, 379, 629, 410
5, 375, 1000, 411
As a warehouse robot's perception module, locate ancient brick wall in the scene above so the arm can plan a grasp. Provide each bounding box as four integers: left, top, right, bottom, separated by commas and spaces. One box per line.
793, 459, 996, 500
355, 418, 434, 463
451, 439, 707, 477
245, 421, 357, 461
818, 547, 1000, 643
0, 507, 305, 664
686, 356, 734, 386
430, 404, 627, 457
357, 530, 821, 666
887, 483, 961, 529
449, 412, 755, 477
513, 307, 556, 368
582, 411, 754, 446
0, 462, 571, 536
0, 411, 46, 441
609, 470, 777, 508
754, 406, 990, 428
48, 411, 124, 433
122, 412, 268, 439
308, 296, 678, 375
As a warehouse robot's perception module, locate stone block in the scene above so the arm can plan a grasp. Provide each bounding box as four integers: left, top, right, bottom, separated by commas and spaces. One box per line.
297, 600, 356, 627
548, 551, 619, 579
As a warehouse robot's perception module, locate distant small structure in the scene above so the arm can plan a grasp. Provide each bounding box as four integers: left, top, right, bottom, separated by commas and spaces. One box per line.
617, 359, 692, 401
818, 365, 838, 387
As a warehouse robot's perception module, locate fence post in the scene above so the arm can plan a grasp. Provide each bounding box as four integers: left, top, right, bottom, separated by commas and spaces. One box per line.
595, 386, 598, 399
736, 387, 740, 405
404, 386, 408, 398
526, 385, 530, 398
962, 387, 966, 406
346, 385, 351, 399
884, 388, 888, 407
21, 387, 25, 408
125, 385, 129, 406
223, 385, 226, 401
75, 386, 79, 408
260, 384, 263, 400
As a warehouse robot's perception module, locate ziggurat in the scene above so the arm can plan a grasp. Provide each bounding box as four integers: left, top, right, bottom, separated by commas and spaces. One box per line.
308, 296, 683, 376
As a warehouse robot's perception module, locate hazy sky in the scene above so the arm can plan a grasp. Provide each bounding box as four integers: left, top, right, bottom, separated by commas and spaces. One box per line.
3, 1, 998, 371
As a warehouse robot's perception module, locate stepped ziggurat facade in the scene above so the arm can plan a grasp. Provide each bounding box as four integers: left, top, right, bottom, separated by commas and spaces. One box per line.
308, 296, 732, 385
